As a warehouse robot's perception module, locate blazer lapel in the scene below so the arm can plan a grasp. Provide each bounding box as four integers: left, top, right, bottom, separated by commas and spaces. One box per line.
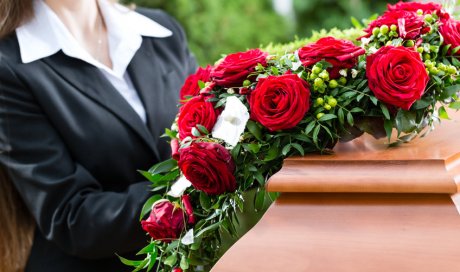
41, 52, 161, 160
127, 39, 168, 143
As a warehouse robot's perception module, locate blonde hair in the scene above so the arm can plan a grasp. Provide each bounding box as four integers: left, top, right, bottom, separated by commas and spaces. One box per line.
0, 167, 35, 272
0, 0, 34, 39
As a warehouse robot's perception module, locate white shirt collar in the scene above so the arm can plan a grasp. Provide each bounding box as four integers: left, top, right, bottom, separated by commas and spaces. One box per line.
16, 0, 172, 76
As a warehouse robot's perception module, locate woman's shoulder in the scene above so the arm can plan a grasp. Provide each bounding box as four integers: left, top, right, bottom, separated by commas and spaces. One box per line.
0, 33, 22, 65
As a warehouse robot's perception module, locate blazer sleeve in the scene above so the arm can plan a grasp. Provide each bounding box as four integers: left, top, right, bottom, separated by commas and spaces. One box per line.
0, 55, 152, 259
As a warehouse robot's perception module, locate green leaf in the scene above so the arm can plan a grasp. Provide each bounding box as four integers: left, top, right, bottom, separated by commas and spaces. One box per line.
254, 171, 265, 186
199, 191, 211, 211
281, 144, 291, 156
243, 143, 261, 154
318, 114, 337, 122
117, 255, 144, 267
148, 159, 178, 175
350, 16, 362, 29
137, 243, 156, 255
246, 120, 263, 141
412, 98, 432, 110
191, 127, 201, 137
346, 112, 354, 126
305, 121, 316, 135
370, 96, 378, 106
449, 101, 460, 109
290, 143, 305, 156
395, 110, 417, 133
337, 108, 344, 125
453, 46, 460, 55
438, 106, 450, 119
139, 195, 162, 220
313, 124, 321, 145
263, 144, 280, 162
442, 44, 452, 57
164, 254, 177, 267
180, 255, 190, 270
132, 259, 149, 272
384, 119, 393, 142
441, 84, 460, 99
195, 221, 222, 237
198, 80, 206, 89
196, 124, 209, 135
380, 103, 391, 120
254, 188, 265, 212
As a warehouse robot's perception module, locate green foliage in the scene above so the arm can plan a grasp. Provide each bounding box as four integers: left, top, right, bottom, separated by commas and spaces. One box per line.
124, 0, 293, 65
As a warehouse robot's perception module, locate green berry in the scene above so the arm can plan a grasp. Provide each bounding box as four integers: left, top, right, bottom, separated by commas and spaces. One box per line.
417, 47, 424, 53
328, 79, 338, 89
424, 14, 433, 23
338, 77, 347, 85
327, 97, 338, 107
423, 53, 431, 60
319, 70, 329, 81
437, 63, 446, 71
312, 66, 322, 74
429, 67, 439, 74
310, 73, 318, 80
243, 80, 251, 87
405, 40, 415, 47
316, 97, 324, 105
314, 78, 324, 87
316, 113, 325, 119
380, 25, 389, 35
372, 27, 380, 36
324, 104, 332, 111
416, 9, 423, 16
447, 66, 457, 74
390, 24, 397, 31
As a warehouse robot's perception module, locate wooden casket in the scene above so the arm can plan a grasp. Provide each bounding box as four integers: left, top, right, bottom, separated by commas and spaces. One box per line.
212, 111, 460, 272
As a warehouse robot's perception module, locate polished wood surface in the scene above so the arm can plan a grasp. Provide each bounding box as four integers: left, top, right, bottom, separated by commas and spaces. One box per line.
213, 193, 460, 272
212, 111, 460, 271
268, 112, 460, 193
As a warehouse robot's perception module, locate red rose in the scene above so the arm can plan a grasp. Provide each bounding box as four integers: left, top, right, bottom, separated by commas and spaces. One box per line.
170, 139, 180, 160
249, 74, 310, 131
440, 18, 460, 54
210, 49, 268, 87
179, 65, 212, 103
181, 194, 196, 224
361, 10, 428, 40
177, 96, 218, 140
387, 1, 442, 14
178, 142, 236, 195
141, 200, 185, 242
366, 46, 429, 110
298, 36, 365, 79
172, 268, 183, 272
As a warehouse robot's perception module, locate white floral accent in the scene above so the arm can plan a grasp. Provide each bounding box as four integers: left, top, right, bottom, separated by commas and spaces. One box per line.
212, 96, 250, 147
181, 229, 194, 245
339, 69, 348, 77
167, 176, 192, 198
351, 69, 359, 78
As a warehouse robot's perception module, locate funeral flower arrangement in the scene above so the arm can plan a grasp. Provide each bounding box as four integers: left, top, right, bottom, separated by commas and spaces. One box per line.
122, 2, 460, 271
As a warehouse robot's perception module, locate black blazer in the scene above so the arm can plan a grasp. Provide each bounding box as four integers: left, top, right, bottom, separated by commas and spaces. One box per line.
0, 8, 196, 272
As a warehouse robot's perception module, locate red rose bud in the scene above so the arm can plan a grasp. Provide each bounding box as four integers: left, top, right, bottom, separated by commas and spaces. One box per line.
172, 268, 183, 272
141, 200, 185, 242
360, 10, 428, 40
170, 139, 180, 161
211, 48, 268, 87
366, 46, 429, 110
179, 65, 213, 103
178, 142, 237, 195
439, 18, 460, 56
249, 73, 311, 131
177, 96, 218, 140
181, 194, 196, 224
298, 36, 365, 79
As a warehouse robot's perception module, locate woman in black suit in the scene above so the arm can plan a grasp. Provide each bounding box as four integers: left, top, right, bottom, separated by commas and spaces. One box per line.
0, 0, 196, 271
